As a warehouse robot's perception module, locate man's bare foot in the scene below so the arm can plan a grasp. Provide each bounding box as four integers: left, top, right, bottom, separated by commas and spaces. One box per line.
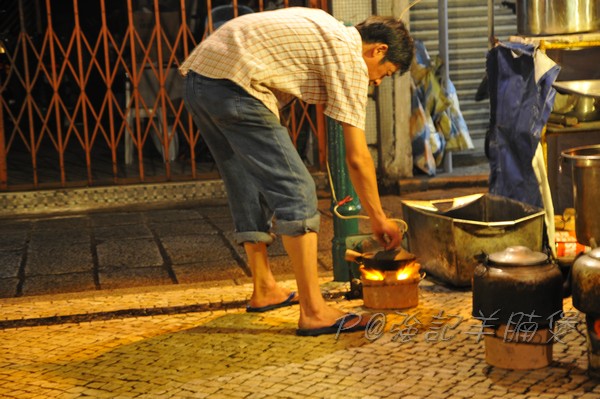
298, 304, 367, 330
247, 286, 299, 310
296, 313, 369, 336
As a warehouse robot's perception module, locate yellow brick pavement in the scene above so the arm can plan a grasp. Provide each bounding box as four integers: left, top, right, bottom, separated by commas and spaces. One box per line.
0, 279, 597, 399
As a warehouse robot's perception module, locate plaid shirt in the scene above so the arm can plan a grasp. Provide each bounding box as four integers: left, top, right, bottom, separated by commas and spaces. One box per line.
179, 7, 369, 130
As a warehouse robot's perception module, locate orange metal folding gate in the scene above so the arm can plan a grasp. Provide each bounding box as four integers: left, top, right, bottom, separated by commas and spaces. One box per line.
0, 0, 328, 191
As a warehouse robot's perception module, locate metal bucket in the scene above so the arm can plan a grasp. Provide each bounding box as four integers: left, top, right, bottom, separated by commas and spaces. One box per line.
517, 0, 600, 36
561, 144, 600, 247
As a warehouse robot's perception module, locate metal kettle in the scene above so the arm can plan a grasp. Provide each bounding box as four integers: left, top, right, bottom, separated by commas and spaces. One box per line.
472, 246, 564, 326
572, 248, 600, 315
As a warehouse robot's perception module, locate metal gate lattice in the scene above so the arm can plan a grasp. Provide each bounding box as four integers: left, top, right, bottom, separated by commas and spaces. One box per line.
0, 0, 327, 190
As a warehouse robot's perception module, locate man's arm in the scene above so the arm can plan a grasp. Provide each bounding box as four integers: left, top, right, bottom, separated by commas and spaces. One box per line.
341, 122, 401, 249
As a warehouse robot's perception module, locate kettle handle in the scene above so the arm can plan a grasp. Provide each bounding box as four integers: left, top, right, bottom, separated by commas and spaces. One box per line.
474, 251, 489, 265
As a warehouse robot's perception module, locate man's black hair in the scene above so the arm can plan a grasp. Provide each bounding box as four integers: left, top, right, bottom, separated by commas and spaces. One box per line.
355, 16, 414, 75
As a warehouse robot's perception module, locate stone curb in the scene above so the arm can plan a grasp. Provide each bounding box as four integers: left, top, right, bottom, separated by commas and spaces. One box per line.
0, 172, 488, 218
0, 276, 349, 329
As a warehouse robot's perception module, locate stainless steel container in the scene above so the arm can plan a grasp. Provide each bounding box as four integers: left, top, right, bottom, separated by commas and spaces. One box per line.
561, 144, 600, 247
517, 0, 600, 36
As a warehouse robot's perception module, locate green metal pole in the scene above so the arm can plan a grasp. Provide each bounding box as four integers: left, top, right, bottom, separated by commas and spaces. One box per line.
327, 118, 362, 282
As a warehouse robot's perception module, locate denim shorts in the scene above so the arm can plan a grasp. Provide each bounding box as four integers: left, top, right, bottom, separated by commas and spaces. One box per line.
183, 72, 320, 244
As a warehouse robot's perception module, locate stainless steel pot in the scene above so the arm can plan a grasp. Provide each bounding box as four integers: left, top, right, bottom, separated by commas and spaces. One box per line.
561, 145, 600, 247
553, 92, 600, 122
572, 95, 600, 122
517, 0, 600, 36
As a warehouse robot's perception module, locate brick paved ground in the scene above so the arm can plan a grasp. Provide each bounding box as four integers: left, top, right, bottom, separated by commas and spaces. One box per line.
0, 277, 597, 399
1, 167, 597, 398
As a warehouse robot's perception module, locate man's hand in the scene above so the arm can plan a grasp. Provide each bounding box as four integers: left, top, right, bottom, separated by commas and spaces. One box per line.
340, 122, 403, 250
371, 217, 402, 250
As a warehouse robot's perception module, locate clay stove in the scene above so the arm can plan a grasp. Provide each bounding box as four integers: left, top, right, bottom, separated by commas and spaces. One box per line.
346, 248, 421, 309
359, 262, 421, 309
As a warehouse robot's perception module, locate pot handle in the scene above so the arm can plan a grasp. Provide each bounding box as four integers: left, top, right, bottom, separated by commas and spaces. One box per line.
345, 249, 363, 263
559, 154, 564, 174
559, 153, 573, 174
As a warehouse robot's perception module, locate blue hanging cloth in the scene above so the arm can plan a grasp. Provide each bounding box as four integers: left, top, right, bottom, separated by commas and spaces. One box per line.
486, 41, 560, 208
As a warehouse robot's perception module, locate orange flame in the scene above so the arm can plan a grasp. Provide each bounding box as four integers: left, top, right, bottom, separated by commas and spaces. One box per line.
361, 268, 384, 281
594, 319, 600, 336
396, 261, 421, 280
360, 261, 421, 281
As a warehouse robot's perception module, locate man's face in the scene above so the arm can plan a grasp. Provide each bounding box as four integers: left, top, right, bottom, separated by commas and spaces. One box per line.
368, 60, 399, 86
363, 44, 399, 86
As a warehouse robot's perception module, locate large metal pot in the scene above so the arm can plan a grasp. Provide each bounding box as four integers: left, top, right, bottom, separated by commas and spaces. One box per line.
517, 0, 600, 36
561, 144, 600, 247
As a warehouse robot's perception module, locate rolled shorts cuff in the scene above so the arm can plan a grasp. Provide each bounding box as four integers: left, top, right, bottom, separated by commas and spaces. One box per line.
234, 231, 275, 246
273, 213, 321, 236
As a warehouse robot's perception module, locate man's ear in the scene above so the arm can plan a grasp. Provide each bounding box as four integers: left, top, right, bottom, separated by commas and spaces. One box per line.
375, 43, 389, 57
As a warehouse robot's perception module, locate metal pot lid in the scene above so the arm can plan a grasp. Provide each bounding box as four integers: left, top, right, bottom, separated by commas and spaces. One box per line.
488, 246, 548, 266
573, 247, 600, 271
585, 247, 600, 261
